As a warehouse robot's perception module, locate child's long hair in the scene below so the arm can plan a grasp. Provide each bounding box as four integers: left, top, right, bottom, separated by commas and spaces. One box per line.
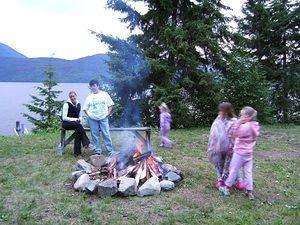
218, 102, 235, 118
159, 102, 170, 113
241, 106, 257, 121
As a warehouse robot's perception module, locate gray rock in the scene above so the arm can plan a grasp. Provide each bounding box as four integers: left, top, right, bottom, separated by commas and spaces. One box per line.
165, 171, 182, 183
71, 171, 85, 181
153, 156, 163, 163
161, 164, 183, 177
89, 155, 106, 168
160, 180, 175, 191
137, 176, 161, 197
73, 174, 90, 191
118, 177, 137, 196
85, 179, 100, 194
97, 178, 118, 197
76, 159, 95, 173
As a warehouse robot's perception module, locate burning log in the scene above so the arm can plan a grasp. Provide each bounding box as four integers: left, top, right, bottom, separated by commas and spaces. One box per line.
135, 163, 144, 186
146, 156, 162, 178
88, 171, 101, 176
113, 168, 117, 178
131, 163, 141, 175
132, 151, 152, 164
147, 164, 157, 178
140, 161, 147, 180
146, 164, 152, 180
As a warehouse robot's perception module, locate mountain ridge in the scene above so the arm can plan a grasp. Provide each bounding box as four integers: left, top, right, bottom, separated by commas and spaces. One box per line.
0, 43, 110, 83
0, 43, 27, 58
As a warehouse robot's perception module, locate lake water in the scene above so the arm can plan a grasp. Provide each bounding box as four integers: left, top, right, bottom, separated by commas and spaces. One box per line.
0, 82, 91, 136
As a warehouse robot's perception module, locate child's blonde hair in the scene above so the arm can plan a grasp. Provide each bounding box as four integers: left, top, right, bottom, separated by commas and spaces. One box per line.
159, 102, 170, 113
241, 106, 257, 121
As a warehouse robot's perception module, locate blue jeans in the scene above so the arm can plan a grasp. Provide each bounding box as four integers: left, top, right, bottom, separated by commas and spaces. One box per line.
88, 117, 113, 155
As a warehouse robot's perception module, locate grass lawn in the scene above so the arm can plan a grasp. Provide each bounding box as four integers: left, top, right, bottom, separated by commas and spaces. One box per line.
0, 125, 299, 225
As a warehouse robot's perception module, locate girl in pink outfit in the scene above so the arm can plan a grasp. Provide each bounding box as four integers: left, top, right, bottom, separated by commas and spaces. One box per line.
208, 102, 244, 190
220, 106, 260, 199
159, 103, 173, 148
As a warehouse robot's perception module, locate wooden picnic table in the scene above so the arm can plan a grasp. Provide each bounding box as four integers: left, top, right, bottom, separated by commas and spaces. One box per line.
58, 127, 151, 155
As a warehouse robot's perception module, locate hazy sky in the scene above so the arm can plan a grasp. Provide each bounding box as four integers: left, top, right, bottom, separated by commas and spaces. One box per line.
0, 0, 244, 59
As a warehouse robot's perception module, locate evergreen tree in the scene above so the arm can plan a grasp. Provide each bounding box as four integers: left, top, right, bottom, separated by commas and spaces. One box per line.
222, 51, 272, 122
106, 0, 233, 126
23, 66, 63, 131
238, 0, 300, 122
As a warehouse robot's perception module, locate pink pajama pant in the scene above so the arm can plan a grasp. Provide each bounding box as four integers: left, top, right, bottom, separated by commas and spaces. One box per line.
225, 152, 254, 191
160, 127, 173, 147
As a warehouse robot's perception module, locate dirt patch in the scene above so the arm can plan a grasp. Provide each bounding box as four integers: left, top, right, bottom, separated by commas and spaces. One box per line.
255, 150, 300, 160
176, 187, 210, 206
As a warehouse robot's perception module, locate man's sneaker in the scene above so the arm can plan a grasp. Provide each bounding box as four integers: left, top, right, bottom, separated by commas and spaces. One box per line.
86, 144, 96, 151
108, 151, 117, 157
246, 191, 255, 200
94, 152, 101, 155
219, 186, 230, 196
235, 181, 245, 191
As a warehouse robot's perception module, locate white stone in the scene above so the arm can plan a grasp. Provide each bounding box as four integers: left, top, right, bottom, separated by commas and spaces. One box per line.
76, 159, 94, 173
71, 171, 84, 181
73, 174, 90, 191
160, 180, 175, 191
97, 179, 118, 197
89, 155, 106, 168
137, 176, 161, 197
118, 177, 137, 196
85, 179, 100, 194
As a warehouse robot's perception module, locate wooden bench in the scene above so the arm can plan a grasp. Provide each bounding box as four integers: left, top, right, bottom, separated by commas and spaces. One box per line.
58, 127, 151, 155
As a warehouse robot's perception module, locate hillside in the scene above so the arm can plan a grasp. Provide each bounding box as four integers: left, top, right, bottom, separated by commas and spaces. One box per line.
0, 43, 27, 58
0, 43, 111, 82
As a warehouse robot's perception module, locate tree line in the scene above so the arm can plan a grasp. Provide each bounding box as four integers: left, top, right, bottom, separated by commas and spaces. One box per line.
24, 0, 299, 131
97, 0, 299, 127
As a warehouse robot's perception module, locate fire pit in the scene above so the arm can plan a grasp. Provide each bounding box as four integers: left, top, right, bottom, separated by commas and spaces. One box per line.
71, 138, 183, 197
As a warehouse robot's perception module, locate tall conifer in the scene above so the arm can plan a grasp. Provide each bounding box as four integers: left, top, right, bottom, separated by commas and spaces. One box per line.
23, 66, 63, 131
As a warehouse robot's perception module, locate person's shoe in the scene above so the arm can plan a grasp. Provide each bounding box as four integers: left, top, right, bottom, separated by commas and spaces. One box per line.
235, 181, 245, 191
86, 144, 96, 151
108, 151, 117, 157
159, 144, 164, 147
246, 190, 255, 200
92, 150, 101, 155
215, 180, 224, 190
219, 186, 230, 196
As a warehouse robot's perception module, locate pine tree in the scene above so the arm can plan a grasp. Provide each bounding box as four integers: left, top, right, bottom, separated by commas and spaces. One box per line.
222, 51, 272, 122
23, 66, 63, 131
238, 0, 300, 122
106, 0, 233, 126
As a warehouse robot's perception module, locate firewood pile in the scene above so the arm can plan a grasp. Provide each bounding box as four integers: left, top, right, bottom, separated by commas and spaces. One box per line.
71, 141, 183, 197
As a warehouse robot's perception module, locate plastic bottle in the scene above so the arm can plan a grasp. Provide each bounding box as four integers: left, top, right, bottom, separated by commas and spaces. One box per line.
57, 143, 63, 156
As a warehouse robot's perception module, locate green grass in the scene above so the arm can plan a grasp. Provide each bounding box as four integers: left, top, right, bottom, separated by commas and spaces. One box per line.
0, 125, 299, 225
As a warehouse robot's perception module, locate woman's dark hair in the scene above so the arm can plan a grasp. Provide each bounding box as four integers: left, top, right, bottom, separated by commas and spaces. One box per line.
218, 102, 236, 118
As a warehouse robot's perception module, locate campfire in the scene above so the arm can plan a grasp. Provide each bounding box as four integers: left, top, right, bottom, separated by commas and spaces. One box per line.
72, 141, 183, 197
